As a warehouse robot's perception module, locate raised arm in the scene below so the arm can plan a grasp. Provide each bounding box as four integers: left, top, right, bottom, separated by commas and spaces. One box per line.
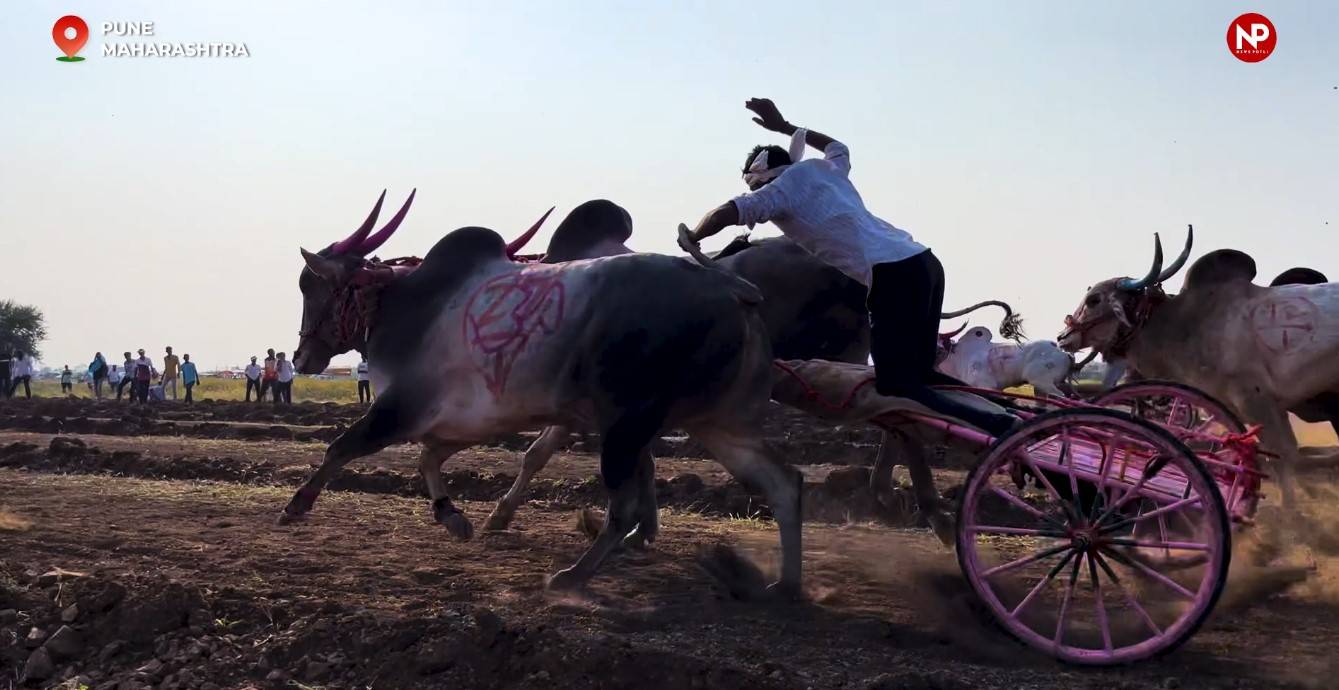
746, 98, 837, 153
685, 201, 742, 245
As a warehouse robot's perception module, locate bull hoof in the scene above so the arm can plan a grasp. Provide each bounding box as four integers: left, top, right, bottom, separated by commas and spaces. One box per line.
438, 512, 475, 541
276, 510, 306, 526
482, 509, 514, 532
765, 580, 804, 602
545, 568, 587, 592
622, 527, 654, 551
925, 510, 955, 547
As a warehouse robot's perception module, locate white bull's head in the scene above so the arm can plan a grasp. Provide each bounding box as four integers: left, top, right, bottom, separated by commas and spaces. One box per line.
1058, 226, 1193, 356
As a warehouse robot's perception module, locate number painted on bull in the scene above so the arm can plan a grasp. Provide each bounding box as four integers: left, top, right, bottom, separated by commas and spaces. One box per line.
1250, 296, 1317, 354
463, 271, 566, 396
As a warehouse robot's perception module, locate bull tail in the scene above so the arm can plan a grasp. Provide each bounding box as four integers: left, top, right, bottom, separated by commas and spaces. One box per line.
941, 300, 1025, 341
679, 224, 763, 306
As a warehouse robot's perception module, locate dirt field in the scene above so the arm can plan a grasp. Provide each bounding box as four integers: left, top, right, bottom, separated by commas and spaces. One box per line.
3, 398, 1339, 689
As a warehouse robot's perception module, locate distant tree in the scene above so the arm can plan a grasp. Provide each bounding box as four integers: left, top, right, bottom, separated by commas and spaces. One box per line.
0, 300, 47, 360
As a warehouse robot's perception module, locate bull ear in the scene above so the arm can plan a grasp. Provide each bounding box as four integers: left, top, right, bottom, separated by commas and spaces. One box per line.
301, 248, 343, 281
1109, 296, 1133, 328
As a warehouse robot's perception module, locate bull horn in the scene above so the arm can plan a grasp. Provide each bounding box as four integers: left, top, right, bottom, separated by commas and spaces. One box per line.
940, 322, 968, 339
357, 189, 416, 256
1155, 224, 1193, 284
506, 206, 555, 258
1116, 234, 1164, 291
329, 190, 387, 256
1070, 349, 1099, 375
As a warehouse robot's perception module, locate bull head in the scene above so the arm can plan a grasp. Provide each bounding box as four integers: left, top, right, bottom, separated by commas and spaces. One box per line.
293, 193, 555, 374
1058, 226, 1193, 356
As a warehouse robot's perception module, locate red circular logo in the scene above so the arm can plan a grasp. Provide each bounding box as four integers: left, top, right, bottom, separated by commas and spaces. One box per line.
1227, 13, 1276, 63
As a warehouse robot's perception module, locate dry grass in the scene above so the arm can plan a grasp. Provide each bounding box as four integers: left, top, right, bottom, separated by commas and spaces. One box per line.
0, 508, 33, 532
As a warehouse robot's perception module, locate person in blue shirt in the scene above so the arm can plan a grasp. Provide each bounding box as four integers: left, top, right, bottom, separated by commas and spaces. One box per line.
181, 354, 201, 405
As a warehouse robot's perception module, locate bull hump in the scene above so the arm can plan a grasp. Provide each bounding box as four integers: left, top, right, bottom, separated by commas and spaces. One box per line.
1184, 249, 1257, 289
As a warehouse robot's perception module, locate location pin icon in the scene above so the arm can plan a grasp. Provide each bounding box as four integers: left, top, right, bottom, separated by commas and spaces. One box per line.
53, 15, 89, 62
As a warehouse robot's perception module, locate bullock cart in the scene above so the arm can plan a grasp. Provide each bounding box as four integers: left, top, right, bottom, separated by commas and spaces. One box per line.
771, 360, 1263, 665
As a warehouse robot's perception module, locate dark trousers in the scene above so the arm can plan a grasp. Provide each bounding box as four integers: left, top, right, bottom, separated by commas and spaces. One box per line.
358, 380, 371, 403
116, 377, 133, 400
61, 382, 72, 394
272, 381, 292, 405
134, 379, 150, 403
9, 376, 31, 399
245, 378, 261, 402
259, 379, 274, 402
0, 376, 9, 399
868, 251, 1018, 437
184, 382, 195, 404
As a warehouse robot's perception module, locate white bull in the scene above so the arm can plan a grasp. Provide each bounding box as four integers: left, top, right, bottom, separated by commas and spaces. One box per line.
937, 326, 1075, 396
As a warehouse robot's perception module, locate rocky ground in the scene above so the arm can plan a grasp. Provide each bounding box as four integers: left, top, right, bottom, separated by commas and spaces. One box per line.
2, 397, 1338, 689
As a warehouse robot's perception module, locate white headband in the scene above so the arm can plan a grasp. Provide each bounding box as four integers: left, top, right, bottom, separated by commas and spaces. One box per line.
742, 128, 807, 187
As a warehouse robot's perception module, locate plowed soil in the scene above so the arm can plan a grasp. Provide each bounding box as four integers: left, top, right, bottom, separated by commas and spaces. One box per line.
2, 397, 1338, 690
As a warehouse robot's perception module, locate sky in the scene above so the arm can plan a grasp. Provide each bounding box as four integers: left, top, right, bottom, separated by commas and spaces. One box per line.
1, 1, 1335, 371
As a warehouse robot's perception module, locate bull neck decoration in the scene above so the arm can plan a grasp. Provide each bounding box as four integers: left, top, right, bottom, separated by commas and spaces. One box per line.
1109, 285, 1168, 358
330, 256, 422, 350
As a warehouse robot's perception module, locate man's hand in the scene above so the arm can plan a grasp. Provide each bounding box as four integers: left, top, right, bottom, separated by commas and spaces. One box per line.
746, 98, 791, 133
677, 223, 699, 254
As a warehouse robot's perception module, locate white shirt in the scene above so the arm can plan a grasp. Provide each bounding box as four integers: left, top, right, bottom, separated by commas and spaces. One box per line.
276, 360, 295, 383
244, 363, 261, 381
133, 356, 156, 379
11, 358, 32, 377
731, 141, 926, 287
356, 362, 369, 381
108, 367, 123, 384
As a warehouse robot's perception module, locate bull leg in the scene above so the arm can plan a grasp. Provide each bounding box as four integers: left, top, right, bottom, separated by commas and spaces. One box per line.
1237, 397, 1299, 511
484, 425, 570, 531
279, 399, 405, 524
873, 429, 951, 544
547, 412, 661, 591
686, 425, 803, 597
620, 447, 659, 550
419, 439, 473, 540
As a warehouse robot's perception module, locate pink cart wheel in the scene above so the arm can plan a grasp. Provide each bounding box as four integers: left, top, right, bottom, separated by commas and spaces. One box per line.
956, 408, 1231, 665
1094, 380, 1245, 442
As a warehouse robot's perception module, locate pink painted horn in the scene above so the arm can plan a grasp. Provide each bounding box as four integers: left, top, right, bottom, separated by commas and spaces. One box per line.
329, 190, 386, 256
357, 189, 416, 256
939, 322, 968, 339
505, 206, 555, 259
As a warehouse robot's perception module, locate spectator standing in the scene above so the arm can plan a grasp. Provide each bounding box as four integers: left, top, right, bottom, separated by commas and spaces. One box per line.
116, 352, 135, 401
181, 354, 200, 404
132, 349, 156, 403
108, 365, 123, 395
60, 366, 74, 394
244, 356, 262, 402
9, 352, 33, 399
259, 349, 277, 402
0, 351, 11, 400
355, 355, 372, 404
161, 347, 181, 400
275, 352, 295, 405
89, 352, 109, 399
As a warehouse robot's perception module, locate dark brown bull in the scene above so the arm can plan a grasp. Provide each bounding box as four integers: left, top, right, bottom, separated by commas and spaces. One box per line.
284, 192, 804, 593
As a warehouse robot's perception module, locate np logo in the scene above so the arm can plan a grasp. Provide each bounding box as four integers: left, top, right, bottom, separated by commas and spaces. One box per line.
1227, 13, 1276, 63
53, 15, 89, 62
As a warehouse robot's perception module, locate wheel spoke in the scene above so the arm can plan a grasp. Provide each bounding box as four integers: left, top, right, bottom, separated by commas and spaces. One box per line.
989, 485, 1064, 528
1099, 495, 1203, 534
1053, 555, 1083, 647
1099, 546, 1196, 600
1010, 550, 1076, 618
968, 525, 1067, 538
982, 542, 1072, 579
1103, 538, 1209, 552
1092, 550, 1161, 637
1088, 552, 1113, 655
